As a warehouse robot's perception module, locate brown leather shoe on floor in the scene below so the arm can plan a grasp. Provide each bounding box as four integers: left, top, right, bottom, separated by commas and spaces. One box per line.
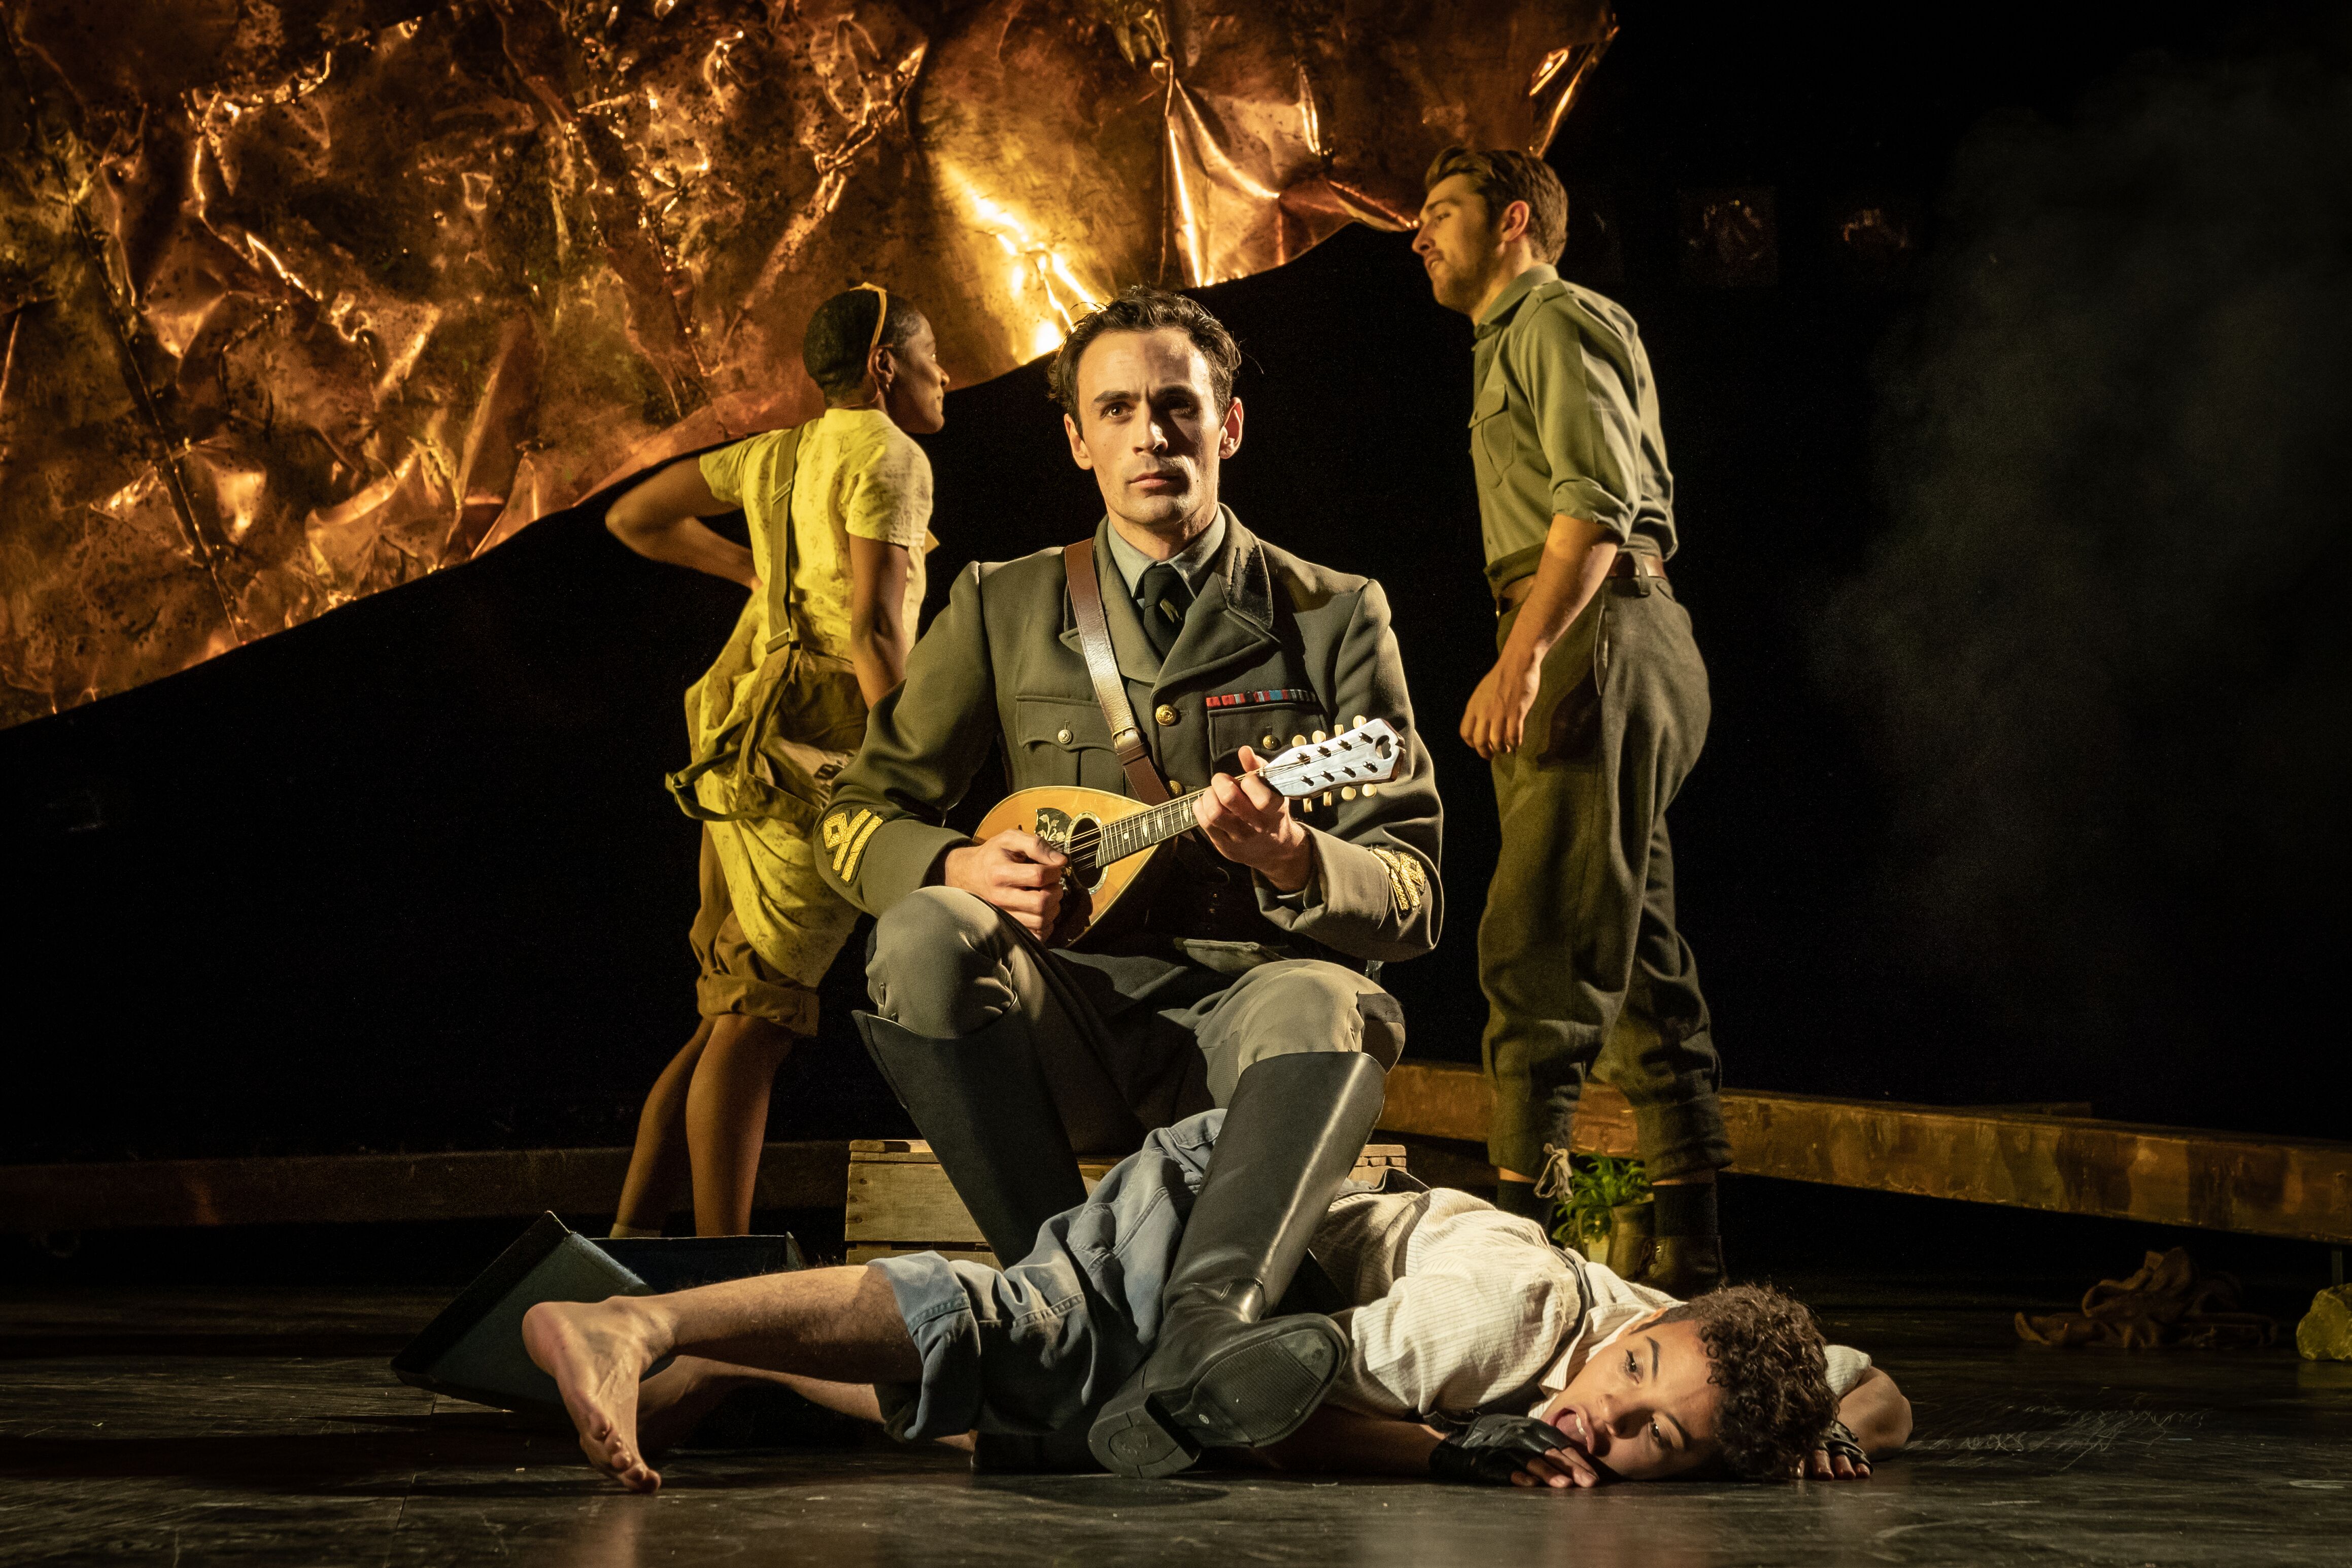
1634, 1236, 1725, 1299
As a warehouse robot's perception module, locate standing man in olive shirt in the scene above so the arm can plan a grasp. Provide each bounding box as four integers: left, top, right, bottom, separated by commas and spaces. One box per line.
1414, 147, 1727, 1296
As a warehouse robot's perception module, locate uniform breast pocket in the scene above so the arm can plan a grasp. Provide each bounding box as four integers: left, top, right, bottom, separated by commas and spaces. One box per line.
1013, 696, 1115, 790
1469, 381, 1514, 489
1207, 704, 1330, 781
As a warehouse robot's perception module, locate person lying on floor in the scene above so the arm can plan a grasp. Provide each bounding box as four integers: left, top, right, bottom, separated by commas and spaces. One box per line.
524, 1058, 1911, 1494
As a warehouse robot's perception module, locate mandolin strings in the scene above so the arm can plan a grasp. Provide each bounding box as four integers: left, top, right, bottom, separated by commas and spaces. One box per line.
1052, 740, 1391, 870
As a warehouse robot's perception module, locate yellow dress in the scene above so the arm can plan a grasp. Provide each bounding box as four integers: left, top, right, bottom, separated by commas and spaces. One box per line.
671, 410, 936, 1024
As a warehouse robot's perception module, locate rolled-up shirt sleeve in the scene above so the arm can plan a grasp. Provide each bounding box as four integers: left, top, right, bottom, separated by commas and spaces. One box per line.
1518, 305, 1640, 543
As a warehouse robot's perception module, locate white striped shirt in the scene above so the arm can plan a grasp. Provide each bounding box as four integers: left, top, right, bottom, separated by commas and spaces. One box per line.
1312, 1185, 1869, 1421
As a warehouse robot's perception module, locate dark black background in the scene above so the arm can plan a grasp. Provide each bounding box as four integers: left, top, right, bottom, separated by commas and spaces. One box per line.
5, 0, 2346, 1185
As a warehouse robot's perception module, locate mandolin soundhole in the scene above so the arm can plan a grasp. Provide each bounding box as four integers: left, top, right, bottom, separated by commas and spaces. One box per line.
1032, 806, 1109, 894
1068, 815, 1107, 892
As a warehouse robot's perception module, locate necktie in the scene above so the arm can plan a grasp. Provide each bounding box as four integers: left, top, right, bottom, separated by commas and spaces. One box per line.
1137, 561, 1194, 660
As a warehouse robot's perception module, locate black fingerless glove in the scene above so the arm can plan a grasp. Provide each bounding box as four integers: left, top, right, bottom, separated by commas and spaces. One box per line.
1428, 1414, 1565, 1486
1818, 1419, 1866, 1467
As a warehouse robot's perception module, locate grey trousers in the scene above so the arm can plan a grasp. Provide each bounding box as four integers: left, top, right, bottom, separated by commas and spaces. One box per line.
1480, 578, 1729, 1182
866, 887, 1405, 1154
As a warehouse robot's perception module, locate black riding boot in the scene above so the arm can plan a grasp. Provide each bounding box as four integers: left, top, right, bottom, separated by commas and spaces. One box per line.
1087, 1050, 1387, 1479
856, 1010, 1102, 1474
851, 1010, 1088, 1271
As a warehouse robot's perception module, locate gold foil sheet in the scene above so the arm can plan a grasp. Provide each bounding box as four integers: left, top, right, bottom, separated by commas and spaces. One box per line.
0, 0, 1614, 726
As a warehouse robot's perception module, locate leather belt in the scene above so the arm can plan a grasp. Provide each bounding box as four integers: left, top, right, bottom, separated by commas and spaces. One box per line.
1495, 551, 1666, 613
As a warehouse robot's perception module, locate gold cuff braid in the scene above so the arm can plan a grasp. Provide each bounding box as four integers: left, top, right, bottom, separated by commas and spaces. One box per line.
1369, 846, 1428, 915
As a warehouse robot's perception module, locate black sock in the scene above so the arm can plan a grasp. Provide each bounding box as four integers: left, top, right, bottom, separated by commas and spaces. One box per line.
1653, 1181, 1718, 1239
1493, 1179, 1550, 1221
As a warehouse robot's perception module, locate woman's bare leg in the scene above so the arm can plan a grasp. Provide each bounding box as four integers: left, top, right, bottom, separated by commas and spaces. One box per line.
612, 1019, 715, 1234
522, 1264, 919, 1491
685, 1014, 799, 1236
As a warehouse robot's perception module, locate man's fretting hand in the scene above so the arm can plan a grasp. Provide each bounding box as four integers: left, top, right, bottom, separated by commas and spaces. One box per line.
1195, 746, 1314, 894
942, 829, 1068, 940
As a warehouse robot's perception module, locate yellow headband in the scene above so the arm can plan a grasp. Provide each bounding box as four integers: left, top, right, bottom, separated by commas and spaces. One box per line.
853, 281, 889, 361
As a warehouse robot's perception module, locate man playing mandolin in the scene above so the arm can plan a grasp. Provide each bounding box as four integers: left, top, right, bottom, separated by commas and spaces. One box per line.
815, 286, 1444, 1477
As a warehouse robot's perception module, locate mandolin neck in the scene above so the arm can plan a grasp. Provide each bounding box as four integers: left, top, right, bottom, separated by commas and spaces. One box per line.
1070, 727, 1394, 871
1076, 789, 1213, 870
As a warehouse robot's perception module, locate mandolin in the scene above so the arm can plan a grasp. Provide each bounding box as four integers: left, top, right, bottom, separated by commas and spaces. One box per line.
972, 719, 1404, 948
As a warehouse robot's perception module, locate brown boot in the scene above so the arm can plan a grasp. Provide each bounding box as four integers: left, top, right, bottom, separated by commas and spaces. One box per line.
1635, 1235, 1725, 1299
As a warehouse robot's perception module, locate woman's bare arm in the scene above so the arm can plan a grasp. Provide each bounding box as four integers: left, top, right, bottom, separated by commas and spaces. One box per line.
605, 461, 758, 589
847, 533, 915, 706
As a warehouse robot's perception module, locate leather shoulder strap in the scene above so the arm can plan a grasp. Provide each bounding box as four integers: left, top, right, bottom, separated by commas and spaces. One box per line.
1064, 538, 1169, 805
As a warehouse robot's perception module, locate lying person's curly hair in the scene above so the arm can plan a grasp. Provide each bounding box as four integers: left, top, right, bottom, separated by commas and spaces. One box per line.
1660, 1283, 1837, 1480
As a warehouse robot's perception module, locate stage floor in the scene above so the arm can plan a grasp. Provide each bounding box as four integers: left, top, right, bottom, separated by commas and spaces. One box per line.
2, 1279, 2347, 1566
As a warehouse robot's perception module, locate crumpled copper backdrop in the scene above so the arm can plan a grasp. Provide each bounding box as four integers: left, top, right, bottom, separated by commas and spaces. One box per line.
0, 0, 1614, 727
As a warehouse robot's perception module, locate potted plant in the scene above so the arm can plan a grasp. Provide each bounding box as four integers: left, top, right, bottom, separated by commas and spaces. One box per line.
1548, 1153, 1653, 1274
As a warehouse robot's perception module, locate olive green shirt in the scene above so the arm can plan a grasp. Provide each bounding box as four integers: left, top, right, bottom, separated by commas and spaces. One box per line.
1469, 264, 1677, 593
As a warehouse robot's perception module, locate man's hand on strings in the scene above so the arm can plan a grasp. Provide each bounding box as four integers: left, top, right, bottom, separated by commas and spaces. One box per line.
943, 830, 1068, 939
1196, 746, 1314, 894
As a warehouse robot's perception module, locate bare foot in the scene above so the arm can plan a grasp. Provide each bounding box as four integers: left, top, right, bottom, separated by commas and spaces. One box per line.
522, 1298, 668, 1492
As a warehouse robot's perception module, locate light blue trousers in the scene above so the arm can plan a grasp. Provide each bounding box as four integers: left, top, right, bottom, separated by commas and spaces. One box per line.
869, 1110, 1226, 1441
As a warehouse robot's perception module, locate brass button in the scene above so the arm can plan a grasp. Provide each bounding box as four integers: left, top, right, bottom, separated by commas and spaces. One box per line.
1154, 704, 1179, 727
1055, 727, 1073, 745
1261, 734, 1277, 749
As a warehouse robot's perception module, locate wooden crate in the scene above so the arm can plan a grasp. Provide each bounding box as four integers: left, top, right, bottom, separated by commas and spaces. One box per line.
845, 1140, 1409, 1267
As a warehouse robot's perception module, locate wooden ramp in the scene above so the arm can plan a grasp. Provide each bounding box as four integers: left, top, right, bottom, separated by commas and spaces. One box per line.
1380, 1062, 2352, 1245
2, 1070, 2344, 1244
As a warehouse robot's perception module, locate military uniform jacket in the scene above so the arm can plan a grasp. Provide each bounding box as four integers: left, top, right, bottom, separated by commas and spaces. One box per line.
816, 510, 1442, 986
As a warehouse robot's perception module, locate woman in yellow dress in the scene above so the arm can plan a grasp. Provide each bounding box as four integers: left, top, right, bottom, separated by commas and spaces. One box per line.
601, 284, 947, 1235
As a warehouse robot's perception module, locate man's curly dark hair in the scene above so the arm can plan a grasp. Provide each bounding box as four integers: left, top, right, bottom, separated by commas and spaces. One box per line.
1660, 1283, 1837, 1481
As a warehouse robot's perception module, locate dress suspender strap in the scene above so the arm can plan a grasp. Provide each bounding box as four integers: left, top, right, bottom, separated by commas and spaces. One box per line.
1063, 538, 1171, 806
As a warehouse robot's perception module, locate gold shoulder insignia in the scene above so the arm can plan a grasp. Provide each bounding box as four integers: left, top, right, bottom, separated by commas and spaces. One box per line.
1368, 846, 1428, 916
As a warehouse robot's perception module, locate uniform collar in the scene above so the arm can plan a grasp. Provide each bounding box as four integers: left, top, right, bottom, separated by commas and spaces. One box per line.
1103, 510, 1228, 600
1154, 506, 1275, 691
1059, 506, 1275, 691
1474, 263, 1560, 340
